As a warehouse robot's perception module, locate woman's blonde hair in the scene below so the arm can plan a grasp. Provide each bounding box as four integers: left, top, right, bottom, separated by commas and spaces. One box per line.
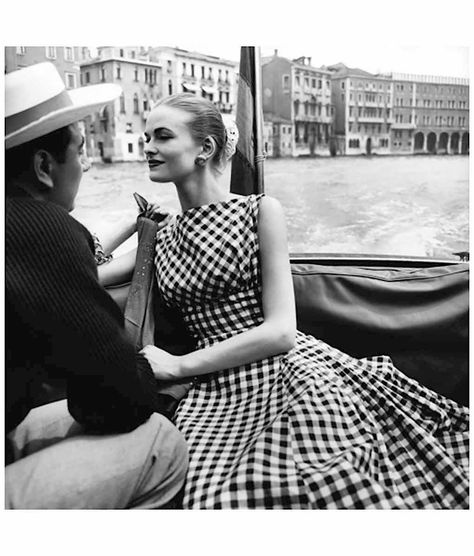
153, 93, 227, 167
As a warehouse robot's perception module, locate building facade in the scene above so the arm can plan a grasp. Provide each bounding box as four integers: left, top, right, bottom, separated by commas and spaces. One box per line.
329, 63, 393, 156
6, 47, 468, 160
79, 47, 162, 162
5, 46, 81, 89
329, 64, 469, 156
389, 73, 469, 155
262, 52, 334, 157
148, 46, 238, 115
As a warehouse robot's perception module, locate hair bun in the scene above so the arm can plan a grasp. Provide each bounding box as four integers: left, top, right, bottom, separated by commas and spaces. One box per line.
223, 121, 239, 161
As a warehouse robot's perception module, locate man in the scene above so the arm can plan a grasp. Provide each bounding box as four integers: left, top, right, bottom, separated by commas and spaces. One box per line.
5, 62, 188, 509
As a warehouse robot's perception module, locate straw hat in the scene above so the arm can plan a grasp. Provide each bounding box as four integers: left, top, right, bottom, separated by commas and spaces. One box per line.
5, 62, 122, 150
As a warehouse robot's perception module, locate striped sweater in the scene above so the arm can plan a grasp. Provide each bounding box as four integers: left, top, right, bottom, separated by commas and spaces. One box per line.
6, 195, 162, 435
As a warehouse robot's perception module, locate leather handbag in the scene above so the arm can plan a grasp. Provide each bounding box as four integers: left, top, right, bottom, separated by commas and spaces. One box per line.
124, 195, 195, 416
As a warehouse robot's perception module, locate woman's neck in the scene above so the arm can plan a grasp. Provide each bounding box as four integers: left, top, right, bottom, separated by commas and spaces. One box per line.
175, 170, 232, 212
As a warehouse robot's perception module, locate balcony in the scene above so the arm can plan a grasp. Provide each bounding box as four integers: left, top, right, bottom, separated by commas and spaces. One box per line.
357, 116, 386, 123
390, 122, 416, 130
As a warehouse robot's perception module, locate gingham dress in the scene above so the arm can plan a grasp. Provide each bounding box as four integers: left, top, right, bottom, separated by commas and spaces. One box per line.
155, 194, 469, 509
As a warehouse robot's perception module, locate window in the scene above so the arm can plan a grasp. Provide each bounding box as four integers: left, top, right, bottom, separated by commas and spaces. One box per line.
167, 60, 172, 73
283, 75, 290, 89
201, 66, 205, 78
46, 46, 56, 59
100, 66, 106, 82
85, 72, 90, 84
128, 143, 134, 153
64, 47, 74, 62
120, 93, 126, 113
133, 93, 139, 114
16, 46, 26, 55
134, 67, 138, 81
116, 64, 121, 79
64, 73, 76, 89
126, 122, 133, 133
120, 49, 124, 57
182, 62, 187, 74
168, 80, 173, 95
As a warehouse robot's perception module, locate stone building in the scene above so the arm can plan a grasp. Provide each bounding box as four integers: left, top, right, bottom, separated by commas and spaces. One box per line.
262, 51, 334, 157
328, 63, 393, 156
388, 73, 469, 155
79, 46, 162, 161
5, 46, 81, 89
148, 46, 238, 115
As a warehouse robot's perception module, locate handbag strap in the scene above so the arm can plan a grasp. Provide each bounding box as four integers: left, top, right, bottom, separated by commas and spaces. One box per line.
124, 216, 159, 349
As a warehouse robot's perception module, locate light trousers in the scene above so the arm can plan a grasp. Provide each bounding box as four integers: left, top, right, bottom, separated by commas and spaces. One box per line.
5, 399, 188, 509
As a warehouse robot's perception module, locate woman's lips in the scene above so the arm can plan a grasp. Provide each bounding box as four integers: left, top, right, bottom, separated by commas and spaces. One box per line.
148, 160, 164, 168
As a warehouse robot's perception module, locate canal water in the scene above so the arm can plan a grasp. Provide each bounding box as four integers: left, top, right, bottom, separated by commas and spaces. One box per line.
73, 154, 469, 260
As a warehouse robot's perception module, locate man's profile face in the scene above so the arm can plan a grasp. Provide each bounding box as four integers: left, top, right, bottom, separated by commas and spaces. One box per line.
50, 123, 90, 212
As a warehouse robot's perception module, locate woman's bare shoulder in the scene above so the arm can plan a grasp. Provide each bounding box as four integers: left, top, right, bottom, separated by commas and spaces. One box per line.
259, 195, 285, 218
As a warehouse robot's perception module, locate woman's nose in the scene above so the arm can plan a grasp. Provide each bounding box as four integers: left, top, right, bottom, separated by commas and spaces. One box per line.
144, 142, 157, 155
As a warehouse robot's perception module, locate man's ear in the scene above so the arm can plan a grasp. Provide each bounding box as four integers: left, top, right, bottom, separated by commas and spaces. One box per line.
200, 136, 217, 161
33, 150, 55, 190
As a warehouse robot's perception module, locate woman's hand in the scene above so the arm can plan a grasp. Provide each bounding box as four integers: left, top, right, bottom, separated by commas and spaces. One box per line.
143, 202, 171, 230
140, 345, 183, 381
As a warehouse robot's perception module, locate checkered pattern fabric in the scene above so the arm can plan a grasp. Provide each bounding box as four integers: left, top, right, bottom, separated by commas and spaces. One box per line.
155, 194, 469, 509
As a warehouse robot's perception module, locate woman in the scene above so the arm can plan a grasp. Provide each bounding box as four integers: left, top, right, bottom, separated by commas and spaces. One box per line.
140, 93, 469, 509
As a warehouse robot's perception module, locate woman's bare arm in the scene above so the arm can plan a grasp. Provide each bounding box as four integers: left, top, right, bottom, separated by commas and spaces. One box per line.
99, 217, 137, 255
98, 248, 137, 287
141, 196, 296, 379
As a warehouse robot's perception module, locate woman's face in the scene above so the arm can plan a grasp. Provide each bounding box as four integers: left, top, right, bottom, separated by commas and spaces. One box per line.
144, 105, 201, 184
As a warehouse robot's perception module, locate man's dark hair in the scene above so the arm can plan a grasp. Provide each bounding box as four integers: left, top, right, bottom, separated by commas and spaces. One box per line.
5, 125, 73, 181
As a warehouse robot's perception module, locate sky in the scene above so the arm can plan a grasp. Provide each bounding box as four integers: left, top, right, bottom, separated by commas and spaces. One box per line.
88, 44, 469, 80
160, 44, 470, 79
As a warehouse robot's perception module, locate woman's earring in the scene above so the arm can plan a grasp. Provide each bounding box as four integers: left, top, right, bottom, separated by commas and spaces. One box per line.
195, 155, 206, 167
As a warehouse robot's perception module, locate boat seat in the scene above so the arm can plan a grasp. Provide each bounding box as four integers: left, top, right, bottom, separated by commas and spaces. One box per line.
33, 262, 469, 409
291, 262, 469, 406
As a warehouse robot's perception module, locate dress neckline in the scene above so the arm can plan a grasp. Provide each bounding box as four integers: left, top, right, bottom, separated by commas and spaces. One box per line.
177, 195, 250, 218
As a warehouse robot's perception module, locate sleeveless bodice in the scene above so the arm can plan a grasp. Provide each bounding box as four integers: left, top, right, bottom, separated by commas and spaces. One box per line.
155, 195, 263, 348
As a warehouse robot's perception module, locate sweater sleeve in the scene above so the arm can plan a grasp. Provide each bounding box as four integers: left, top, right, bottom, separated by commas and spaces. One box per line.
6, 199, 163, 432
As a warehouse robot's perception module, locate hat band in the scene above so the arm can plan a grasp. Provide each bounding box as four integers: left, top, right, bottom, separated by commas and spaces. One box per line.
5, 89, 73, 137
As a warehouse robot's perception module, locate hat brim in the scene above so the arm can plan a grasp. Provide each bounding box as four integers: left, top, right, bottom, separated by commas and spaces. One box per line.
5, 83, 122, 150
